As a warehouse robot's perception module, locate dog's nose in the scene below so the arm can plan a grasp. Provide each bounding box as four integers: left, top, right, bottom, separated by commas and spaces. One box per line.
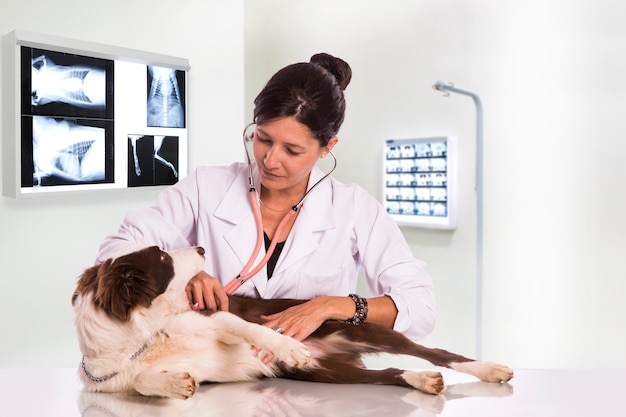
196, 247, 206, 256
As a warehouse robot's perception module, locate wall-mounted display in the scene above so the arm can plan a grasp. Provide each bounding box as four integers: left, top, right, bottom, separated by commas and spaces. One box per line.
383, 136, 457, 229
2, 30, 190, 198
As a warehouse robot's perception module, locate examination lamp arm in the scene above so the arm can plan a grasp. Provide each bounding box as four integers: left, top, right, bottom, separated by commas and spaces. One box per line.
433, 80, 484, 360
433, 81, 482, 109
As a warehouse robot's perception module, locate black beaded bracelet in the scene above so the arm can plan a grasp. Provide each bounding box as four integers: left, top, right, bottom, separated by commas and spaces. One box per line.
342, 294, 369, 325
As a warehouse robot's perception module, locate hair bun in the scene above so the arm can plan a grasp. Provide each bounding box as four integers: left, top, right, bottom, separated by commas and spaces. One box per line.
310, 53, 352, 91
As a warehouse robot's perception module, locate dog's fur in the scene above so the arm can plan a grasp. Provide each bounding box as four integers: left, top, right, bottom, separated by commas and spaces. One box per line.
72, 246, 513, 399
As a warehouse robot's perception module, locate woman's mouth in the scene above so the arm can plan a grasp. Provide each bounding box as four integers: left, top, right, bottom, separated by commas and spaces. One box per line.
262, 169, 281, 179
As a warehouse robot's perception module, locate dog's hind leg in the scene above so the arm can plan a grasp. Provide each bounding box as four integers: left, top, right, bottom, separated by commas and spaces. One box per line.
385, 338, 514, 384
313, 323, 513, 384
447, 360, 514, 384
279, 354, 446, 395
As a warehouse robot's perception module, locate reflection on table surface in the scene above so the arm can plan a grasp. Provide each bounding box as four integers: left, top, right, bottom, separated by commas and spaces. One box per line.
78, 376, 513, 417
2, 368, 624, 416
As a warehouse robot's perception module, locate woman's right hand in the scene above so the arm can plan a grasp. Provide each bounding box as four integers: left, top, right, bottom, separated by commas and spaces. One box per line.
185, 270, 229, 312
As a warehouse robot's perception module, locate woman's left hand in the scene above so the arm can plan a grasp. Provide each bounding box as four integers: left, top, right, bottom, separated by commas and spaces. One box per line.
252, 296, 353, 363
260, 297, 331, 342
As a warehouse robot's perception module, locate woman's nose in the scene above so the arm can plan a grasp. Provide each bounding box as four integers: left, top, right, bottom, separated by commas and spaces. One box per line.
264, 147, 280, 168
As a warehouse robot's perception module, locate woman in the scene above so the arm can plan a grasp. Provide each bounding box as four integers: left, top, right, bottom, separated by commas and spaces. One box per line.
97, 53, 436, 343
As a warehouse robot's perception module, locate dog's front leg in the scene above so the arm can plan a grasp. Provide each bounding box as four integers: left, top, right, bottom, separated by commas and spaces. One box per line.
133, 370, 199, 399
207, 312, 311, 368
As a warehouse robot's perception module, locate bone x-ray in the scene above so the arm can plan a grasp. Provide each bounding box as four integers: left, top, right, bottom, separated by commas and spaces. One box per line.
127, 135, 179, 187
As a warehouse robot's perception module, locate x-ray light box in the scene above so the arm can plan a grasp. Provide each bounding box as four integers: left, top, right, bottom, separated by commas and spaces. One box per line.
2, 30, 190, 198
383, 137, 457, 229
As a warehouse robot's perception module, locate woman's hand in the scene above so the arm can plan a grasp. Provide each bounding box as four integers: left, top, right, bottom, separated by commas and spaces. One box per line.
252, 298, 330, 364
185, 270, 229, 312
260, 296, 338, 342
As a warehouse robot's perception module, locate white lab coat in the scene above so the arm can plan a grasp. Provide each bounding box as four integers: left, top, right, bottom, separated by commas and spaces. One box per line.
97, 162, 436, 340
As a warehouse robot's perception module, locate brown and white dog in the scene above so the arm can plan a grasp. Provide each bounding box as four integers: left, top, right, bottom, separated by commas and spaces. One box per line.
72, 246, 513, 399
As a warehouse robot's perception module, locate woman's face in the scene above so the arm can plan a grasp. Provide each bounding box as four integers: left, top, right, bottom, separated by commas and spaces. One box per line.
253, 117, 336, 195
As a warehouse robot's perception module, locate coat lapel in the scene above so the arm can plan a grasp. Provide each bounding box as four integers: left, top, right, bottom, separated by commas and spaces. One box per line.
214, 164, 262, 268
214, 164, 335, 297
269, 166, 335, 279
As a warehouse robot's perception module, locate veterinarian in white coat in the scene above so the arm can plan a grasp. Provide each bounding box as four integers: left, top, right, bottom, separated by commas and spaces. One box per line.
96, 53, 436, 343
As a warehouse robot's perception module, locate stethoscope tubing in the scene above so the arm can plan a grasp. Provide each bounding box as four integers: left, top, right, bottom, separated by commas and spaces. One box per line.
222, 124, 336, 295
223, 189, 299, 294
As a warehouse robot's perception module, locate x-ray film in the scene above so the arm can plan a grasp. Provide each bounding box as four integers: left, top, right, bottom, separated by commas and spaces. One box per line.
2, 30, 190, 197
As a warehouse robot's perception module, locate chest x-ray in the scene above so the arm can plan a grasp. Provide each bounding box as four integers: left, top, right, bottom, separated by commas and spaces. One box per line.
31, 54, 106, 109
28, 116, 109, 186
147, 66, 185, 128
24, 48, 113, 120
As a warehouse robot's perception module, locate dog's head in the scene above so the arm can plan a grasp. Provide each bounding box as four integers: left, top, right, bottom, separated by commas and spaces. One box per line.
72, 246, 205, 322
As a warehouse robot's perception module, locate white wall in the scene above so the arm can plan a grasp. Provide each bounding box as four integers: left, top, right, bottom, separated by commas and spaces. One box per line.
2, 0, 624, 370
0, 0, 245, 367
245, 0, 626, 368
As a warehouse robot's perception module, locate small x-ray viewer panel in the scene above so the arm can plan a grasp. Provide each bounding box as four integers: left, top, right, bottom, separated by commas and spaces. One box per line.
383, 137, 457, 229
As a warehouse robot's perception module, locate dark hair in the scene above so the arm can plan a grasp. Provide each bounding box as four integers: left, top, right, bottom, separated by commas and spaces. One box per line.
253, 53, 352, 147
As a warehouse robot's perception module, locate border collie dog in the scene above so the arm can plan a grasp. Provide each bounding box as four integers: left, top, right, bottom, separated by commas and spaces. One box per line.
72, 246, 513, 399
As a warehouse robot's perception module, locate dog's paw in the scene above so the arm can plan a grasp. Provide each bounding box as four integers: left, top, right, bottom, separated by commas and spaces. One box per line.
269, 336, 311, 368
164, 371, 199, 400
450, 361, 514, 383
402, 371, 446, 394
482, 363, 514, 383
134, 370, 199, 399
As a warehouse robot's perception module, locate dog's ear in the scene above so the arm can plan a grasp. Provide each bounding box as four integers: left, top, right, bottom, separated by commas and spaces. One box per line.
72, 261, 111, 306
94, 261, 162, 322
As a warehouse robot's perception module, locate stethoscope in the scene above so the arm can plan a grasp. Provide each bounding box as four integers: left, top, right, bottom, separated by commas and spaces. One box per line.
223, 123, 337, 294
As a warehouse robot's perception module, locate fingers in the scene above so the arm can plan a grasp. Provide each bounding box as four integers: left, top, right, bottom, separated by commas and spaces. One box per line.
216, 288, 229, 312
260, 314, 283, 334
260, 314, 308, 342
259, 299, 330, 342
185, 271, 229, 312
